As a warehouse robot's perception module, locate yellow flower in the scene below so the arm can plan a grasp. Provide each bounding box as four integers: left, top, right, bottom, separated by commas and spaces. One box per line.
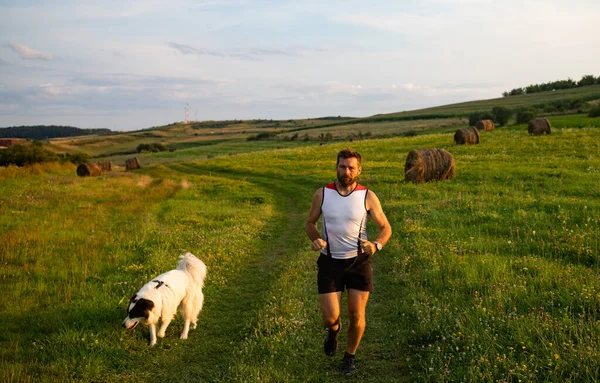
554, 353, 560, 360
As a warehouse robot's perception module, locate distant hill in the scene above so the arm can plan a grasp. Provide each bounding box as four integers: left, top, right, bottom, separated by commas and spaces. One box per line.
376, 84, 600, 119
0, 125, 112, 140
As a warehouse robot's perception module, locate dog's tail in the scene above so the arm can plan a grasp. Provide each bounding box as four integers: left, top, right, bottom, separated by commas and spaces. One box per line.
177, 252, 207, 287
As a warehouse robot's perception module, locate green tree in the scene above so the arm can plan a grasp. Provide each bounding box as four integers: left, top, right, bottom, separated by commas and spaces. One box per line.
578, 75, 597, 87
468, 111, 494, 126
515, 107, 537, 124
0, 141, 59, 167
491, 106, 512, 126
589, 105, 600, 118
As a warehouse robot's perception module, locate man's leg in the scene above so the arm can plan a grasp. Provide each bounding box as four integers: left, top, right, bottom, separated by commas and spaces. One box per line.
346, 288, 370, 354
320, 292, 342, 356
319, 292, 342, 330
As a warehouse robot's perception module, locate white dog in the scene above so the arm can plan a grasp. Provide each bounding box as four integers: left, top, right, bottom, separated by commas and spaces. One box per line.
122, 252, 207, 346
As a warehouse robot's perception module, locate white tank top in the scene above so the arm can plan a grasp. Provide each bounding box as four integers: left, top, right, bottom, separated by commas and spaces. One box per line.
321, 182, 368, 259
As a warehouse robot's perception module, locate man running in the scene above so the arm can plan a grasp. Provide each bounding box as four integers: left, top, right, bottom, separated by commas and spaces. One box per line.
305, 148, 392, 375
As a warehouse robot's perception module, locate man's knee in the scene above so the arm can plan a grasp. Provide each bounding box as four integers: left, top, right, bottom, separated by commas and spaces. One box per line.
348, 309, 365, 327
323, 315, 340, 328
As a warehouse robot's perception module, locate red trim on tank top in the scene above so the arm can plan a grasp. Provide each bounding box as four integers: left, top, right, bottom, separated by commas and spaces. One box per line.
325, 182, 367, 195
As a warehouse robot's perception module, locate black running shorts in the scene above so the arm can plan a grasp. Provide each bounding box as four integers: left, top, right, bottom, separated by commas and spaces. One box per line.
317, 252, 374, 293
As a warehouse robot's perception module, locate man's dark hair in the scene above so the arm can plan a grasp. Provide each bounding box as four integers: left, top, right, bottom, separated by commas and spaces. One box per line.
337, 148, 362, 166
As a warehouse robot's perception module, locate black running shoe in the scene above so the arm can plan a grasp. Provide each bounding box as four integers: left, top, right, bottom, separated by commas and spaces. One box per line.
323, 321, 340, 357
342, 353, 356, 375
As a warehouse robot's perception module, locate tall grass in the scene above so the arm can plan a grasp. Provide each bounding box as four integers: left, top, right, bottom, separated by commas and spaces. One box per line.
1, 126, 599, 382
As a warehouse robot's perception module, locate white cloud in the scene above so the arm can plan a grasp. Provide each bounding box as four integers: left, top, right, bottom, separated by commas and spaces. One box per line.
39, 83, 64, 96
393, 83, 422, 91
8, 43, 53, 60
325, 81, 363, 95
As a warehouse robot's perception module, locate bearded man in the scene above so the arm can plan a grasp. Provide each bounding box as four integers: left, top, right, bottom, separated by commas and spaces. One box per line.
305, 148, 392, 375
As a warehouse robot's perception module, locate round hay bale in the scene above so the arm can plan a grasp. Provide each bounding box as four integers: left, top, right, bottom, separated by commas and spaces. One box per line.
454, 127, 480, 145
76, 162, 102, 177
404, 148, 455, 184
528, 118, 551, 135
125, 157, 141, 170
97, 160, 112, 171
475, 120, 494, 131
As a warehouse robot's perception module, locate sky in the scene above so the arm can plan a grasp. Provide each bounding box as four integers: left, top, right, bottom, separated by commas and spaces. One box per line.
0, 0, 598, 132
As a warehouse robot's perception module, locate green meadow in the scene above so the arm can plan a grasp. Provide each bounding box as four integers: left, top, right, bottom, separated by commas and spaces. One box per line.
1, 116, 600, 382
379, 84, 600, 117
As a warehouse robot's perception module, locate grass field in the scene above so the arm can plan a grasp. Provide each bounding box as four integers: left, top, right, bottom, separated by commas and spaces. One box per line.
42, 86, 600, 166
378, 84, 600, 117
2, 120, 600, 382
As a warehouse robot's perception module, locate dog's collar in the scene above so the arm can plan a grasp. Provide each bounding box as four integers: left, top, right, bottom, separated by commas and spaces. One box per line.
152, 280, 171, 290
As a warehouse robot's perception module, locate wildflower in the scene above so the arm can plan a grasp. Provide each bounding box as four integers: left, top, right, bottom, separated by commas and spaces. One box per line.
554, 353, 560, 360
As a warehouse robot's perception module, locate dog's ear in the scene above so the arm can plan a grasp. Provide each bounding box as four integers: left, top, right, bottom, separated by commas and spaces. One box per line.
142, 299, 154, 312
139, 298, 155, 318
127, 298, 154, 319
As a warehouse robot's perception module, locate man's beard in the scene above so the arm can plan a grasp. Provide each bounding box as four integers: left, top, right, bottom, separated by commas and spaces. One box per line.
338, 175, 357, 187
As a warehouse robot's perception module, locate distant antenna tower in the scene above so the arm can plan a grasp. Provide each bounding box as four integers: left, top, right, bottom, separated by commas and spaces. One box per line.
184, 103, 190, 122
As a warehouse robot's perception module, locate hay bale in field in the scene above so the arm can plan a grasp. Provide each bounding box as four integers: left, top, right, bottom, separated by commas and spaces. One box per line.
125, 157, 141, 170
76, 162, 102, 177
454, 127, 480, 145
404, 148, 455, 184
475, 119, 494, 131
97, 160, 112, 171
528, 118, 551, 135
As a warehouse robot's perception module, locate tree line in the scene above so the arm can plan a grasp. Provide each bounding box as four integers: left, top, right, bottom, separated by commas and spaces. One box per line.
503, 75, 599, 97
0, 125, 112, 140
469, 98, 600, 127
0, 140, 89, 167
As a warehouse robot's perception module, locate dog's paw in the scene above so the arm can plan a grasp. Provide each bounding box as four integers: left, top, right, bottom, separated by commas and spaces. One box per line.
149, 340, 157, 346
157, 331, 166, 338
180, 334, 188, 340
191, 323, 197, 330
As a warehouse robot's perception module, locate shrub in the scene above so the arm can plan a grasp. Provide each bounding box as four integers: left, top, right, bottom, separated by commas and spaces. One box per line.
589, 105, 600, 118
515, 108, 537, 124
136, 143, 168, 152
246, 132, 276, 141
468, 111, 494, 126
491, 106, 512, 126
59, 152, 90, 164
0, 141, 59, 167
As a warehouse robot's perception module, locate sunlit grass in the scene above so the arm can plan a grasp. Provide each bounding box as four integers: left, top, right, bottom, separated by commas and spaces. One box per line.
2, 126, 600, 382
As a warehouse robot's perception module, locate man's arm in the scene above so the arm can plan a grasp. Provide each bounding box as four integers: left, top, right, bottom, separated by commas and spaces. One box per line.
305, 188, 327, 251
359, 190, 392, 255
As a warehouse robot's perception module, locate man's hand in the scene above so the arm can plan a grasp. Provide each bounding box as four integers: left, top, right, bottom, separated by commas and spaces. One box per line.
358, 238, 376, 256
311, 238, 327, 251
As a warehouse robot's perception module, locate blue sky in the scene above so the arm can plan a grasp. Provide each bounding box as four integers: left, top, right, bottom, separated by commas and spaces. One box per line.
0, 0, 598, 131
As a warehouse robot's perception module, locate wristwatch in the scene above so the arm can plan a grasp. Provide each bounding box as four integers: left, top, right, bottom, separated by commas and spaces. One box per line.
373, 241, 382, 251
